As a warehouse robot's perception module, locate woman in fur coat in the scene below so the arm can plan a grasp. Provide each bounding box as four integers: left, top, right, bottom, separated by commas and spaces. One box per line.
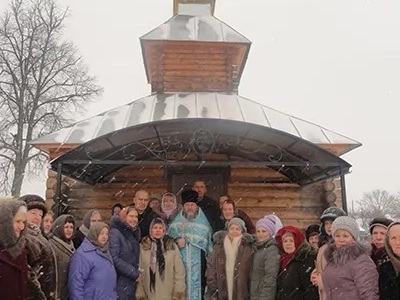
205, 217, 255, 300
136, 218, 186, 300
275, 225, 318, 300
321, 216, 379, 300
19, 194, 57, 300
0, 200, 30, 299
48, 214, 76, 300
109, 206, 141, 300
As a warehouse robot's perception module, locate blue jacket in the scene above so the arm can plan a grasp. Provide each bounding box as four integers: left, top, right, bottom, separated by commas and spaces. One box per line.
109, 216, 141, 300
68, 238, 117, 300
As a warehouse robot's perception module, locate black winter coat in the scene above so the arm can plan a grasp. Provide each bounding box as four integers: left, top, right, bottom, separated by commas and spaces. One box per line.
276, 242, 318, 300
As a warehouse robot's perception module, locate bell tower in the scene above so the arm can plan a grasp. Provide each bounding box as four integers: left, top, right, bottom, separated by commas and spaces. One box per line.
140, 0, 251, 93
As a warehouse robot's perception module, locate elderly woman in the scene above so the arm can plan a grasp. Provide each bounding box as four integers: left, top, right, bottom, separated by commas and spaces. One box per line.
109, 206, 141, 300
152, 192, 181, 227
48, 214, 76, 300
72, 209, 102, 249
250, 217, 280, 300
321, 216, 379, 300
376, 221, 400, 300
205, 217, 254, 300
19, 194, 56, 300
276, 225, 318, 300
136, 218, 186, 300
69, 222, 117, 300
0, 200, 30, 299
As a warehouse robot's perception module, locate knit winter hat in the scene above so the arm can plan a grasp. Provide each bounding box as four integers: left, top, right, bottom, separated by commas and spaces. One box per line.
264, 214, 284, 235
320, 206, 347, 223
369, 217, 393, 234
305, 224, 320, 241
181, 190, 199, 205
332, 216, 359, 241
256, 218, 275, 237
228, 217, 246, 233
18, 194, 48, 216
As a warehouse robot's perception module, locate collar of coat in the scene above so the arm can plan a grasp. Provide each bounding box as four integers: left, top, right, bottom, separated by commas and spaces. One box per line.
325, 241, 372, 266
110, 215, 141, 241
290, 241, 316, 262
212, 230, 255, 245
141, 235, 176, 251
255, 237, 279, 250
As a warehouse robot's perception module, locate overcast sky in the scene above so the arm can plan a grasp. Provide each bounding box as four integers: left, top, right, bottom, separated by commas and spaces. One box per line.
2, 0, 399, 204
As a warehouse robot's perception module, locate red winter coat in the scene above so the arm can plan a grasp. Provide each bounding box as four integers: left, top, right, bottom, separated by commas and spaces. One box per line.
0, 247, 29, 299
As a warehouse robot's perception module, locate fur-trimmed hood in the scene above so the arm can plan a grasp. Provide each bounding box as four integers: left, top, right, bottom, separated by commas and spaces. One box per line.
141, 235, 176, 251
213, 230, 255, 245
0, 200, 27, 258
110, 215, 141, 241
325, 241, 372, 266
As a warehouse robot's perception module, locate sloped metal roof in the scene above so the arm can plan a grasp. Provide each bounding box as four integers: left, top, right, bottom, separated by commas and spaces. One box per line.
50, 117, 353, 186
31, 92, 361, 153
140, 14, 250, 43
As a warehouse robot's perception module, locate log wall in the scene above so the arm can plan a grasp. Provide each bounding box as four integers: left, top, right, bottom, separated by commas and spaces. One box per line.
45, 154, 344, 229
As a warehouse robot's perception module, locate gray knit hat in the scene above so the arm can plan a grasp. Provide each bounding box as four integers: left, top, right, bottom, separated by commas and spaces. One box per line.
332, 216, 359, 240
228, 217, 246, 233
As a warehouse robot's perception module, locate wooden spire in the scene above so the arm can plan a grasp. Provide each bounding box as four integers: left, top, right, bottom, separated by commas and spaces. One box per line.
173, 0, 216, 16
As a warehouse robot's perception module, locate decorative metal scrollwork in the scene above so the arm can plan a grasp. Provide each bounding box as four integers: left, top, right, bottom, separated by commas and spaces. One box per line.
82, 128, 287, 165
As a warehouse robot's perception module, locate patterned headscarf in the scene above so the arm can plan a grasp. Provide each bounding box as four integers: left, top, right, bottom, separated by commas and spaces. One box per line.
149, 218, 167, 291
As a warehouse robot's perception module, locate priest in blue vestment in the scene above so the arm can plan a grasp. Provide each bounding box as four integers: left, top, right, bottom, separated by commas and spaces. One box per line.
168, 189, 213, 300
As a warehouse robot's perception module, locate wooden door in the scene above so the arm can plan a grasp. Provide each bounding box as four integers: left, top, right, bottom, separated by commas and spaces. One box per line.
167, 168, 228, 203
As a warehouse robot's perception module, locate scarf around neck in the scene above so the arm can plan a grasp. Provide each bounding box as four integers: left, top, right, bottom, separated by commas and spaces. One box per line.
149, 237, 165, 291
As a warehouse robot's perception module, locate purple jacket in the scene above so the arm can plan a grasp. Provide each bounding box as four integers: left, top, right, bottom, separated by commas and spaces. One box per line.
68, 238, 117, 300
322, 242, 379, 300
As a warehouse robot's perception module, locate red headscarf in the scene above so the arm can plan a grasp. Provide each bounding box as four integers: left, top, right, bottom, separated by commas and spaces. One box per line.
276, 225, 306, 270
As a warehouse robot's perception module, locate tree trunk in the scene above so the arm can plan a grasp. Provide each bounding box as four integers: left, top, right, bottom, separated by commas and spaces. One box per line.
11, 159, 27, 198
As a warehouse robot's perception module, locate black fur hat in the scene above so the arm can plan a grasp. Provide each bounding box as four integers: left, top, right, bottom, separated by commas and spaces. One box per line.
305, 224, 320, 241
181, 190, 199, 205
18, 194, 48, 216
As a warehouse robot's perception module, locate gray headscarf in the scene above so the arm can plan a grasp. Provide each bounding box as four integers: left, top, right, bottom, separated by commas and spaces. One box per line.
79, 209, 100, 236
51, 214, 76, 242
87, 222, 110, 255
0, 200, 27, 258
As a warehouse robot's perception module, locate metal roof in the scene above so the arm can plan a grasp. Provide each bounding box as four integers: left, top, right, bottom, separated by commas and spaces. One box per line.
31, 92, 361, 152
49, 116, 353, 186
140, 14, 250, 43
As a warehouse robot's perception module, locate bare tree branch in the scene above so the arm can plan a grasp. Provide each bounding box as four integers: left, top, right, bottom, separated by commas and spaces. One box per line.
349, 189, 400, 229
0, 0, 103, 196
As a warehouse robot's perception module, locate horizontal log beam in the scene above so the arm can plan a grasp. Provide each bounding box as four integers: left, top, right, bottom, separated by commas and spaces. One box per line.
163, 58, 227, 65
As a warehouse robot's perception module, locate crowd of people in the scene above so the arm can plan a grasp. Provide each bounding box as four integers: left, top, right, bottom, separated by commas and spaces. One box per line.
0, 179, 399, 300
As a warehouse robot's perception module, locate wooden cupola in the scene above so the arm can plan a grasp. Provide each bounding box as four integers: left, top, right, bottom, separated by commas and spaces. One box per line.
140, 0, 251, 93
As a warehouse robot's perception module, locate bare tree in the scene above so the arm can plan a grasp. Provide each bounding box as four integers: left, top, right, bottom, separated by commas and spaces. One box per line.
0, 0, 103, 197
350, 189, 400, 229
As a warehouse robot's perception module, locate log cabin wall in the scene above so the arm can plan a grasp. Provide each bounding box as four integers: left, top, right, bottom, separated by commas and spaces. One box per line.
45, 148, 343, 229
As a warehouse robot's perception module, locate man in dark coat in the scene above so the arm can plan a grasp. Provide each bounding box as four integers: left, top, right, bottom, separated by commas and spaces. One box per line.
192, 180, 221, 233
133, 190, 158, 239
